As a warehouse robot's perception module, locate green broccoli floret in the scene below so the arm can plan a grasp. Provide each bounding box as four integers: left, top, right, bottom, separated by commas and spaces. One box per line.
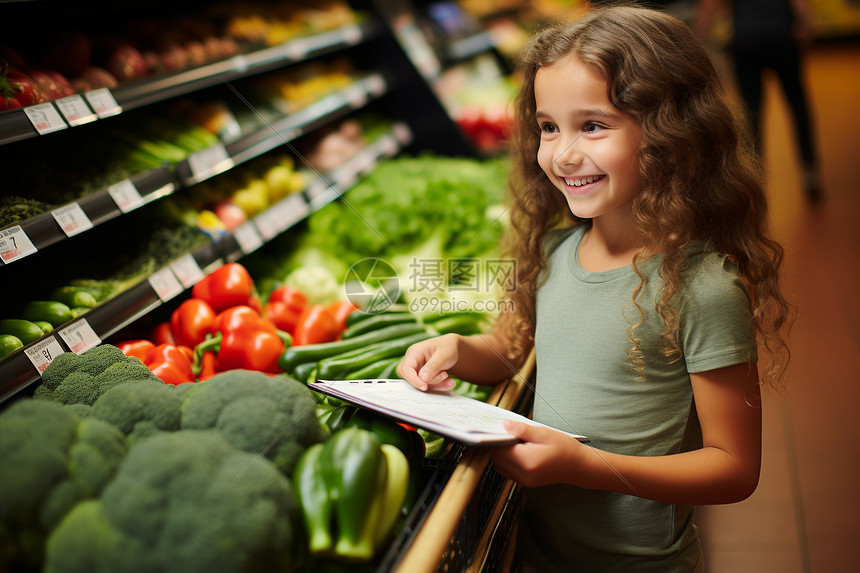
90, 381, 183, 444
34, 344, 162, 406
0, 399, 127, 572
180, 370, 327, 476
44, 430, 302, 573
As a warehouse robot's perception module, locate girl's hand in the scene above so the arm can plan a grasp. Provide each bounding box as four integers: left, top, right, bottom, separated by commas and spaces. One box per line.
397, 333, 460, 391
489, 420, 593, 488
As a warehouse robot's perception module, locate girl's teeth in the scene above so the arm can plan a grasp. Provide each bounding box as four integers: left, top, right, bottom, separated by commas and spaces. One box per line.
564, 175, 604, 187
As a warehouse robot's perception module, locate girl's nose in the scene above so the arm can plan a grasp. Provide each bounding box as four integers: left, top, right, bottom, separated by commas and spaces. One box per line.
555, 138, 584, 167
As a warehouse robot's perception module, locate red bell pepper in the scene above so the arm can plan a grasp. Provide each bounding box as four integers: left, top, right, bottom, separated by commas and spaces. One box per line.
117, 340, 195, 385
264, 285, 308, 334
147, 343, 196, 386
212, 305, 277, 336
151, 321, 176, 345
325, 300, 358, 333
170, 298, 216, 348
197, 350, 218, 382
192, 262, 255, 312
293, 304, 340, 346
116, 339, 156, 364
193, 305, 291, 374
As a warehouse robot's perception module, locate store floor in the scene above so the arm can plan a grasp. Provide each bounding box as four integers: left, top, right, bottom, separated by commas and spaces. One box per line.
695, 42, 860, 572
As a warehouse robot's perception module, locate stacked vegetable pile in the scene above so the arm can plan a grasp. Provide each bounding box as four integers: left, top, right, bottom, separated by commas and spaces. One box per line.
1, 346, 431, 572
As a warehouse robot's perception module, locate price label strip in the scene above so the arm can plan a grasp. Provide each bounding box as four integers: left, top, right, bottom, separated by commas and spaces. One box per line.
55, 94, 98, 126
169, 254, 205, 288
187, 144, 233, 184
233, 221, 264, 255
23, 103, 68, 135
148, 267, 184, 302
58, 319, 101, 354
85, 88, 122, 118
24, 337, 66, 375
51, 203, 94, 237
108, 179, 144, 213
0, 225, 38, 264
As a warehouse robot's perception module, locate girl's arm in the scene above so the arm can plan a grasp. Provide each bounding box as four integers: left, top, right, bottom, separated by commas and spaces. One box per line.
397, 332, 519, 391
490, 362, 762, 505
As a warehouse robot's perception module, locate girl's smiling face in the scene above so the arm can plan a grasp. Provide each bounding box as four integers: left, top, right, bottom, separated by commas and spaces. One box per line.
535, 56, 642, 224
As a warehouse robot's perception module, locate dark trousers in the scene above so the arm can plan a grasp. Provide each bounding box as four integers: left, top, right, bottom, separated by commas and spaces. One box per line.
731, 36, 816, 167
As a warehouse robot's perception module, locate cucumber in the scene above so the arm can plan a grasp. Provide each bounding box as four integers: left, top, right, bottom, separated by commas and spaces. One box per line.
292, 361, 319, 384
377, 359, 401, 379
344, 357, 401, 380
33, 321, 54, 335
49, 286, 99, 308
428, 314, 484, 336
317, 332, 433, 381
340, 312, 418, 339
279, 323, 427, 372
0, 319, 45, 344
344, 309, 410, 328
21, 301, 73, 326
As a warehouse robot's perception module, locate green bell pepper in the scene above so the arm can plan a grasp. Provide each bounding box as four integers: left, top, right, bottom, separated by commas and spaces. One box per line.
293, 427, 408, 562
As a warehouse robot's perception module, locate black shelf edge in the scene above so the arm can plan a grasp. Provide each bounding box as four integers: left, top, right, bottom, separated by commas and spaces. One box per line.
1, 74, 390, 264
0, 20, 385, 148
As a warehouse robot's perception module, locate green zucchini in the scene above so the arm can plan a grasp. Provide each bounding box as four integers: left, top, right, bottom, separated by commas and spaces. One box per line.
279, 323, 427, 372
428, 314, 484, 336
340, 312, 418, 339
21, 301, 73, 327
317, 332, 433, 381
33, 321, 54, 335
377, 359, 401, 379
293, 361, 319, 384
0, 334, 24, 359
0, 319, 45, 344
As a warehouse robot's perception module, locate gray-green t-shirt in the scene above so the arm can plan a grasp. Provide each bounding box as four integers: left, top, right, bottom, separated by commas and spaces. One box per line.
519, 224, 757, 572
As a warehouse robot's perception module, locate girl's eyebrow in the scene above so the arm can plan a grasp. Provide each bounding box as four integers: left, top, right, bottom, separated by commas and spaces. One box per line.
534, 109, 621, 122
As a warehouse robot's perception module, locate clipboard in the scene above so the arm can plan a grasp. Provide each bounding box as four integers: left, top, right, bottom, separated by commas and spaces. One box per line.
310, 378, 587, 446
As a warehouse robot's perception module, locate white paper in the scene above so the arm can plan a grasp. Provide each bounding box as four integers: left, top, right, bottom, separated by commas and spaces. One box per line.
311, 379, 587, 445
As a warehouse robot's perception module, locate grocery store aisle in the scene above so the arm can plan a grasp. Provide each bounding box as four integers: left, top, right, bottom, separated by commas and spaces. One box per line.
696, 42, 860, 572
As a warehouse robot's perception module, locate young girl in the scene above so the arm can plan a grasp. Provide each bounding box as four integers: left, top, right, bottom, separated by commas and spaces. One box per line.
398, 5, 793, 572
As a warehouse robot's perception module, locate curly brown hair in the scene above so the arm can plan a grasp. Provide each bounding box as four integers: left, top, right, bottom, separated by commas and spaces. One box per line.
495, 5, 793, 391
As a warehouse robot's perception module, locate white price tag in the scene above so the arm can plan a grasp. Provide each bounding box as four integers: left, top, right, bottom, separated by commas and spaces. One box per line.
393, 123, 412, 145
233, 221, 264, 254
380, 134, 399, 157
335, 170, 357, 190
277, 193, 310, 229
169, 254, 204, 288
108, 179, 144, 213
187, 144, 232, 182
366, 74, 386, 97
342, 24, 362, 45
148, 267, 184, 302
85, 88, 121, 118
285, 39, 309, 60
23, 103, 68, 134
253, 211, 280, 241
0, 225, 38, 263
25, 337, 65, 375
51, 203, 94, 237
55, 94, 97, 126
58, 319, 101, 354
346, 85, 368, 108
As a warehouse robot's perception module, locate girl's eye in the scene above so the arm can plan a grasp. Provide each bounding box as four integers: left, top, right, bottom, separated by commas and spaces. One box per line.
583, 122, 605, 133
540, 123, 558, 134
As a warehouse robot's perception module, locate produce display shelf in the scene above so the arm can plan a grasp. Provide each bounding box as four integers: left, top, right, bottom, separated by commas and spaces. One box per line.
386, 350, 535, 573
0, 20, 384, 147
0, 75, 391, 265
0, 123, 413, 405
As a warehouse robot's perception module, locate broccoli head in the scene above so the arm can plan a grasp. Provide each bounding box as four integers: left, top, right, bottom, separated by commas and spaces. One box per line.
34, 344, 162, 406
0, 399, 127, 572
180, 370, 327, 476
90, 381, 184, 444
44, 430, 302, 573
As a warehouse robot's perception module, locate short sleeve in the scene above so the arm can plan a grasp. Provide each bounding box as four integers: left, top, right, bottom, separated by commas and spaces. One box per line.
679, 253, 758, 373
